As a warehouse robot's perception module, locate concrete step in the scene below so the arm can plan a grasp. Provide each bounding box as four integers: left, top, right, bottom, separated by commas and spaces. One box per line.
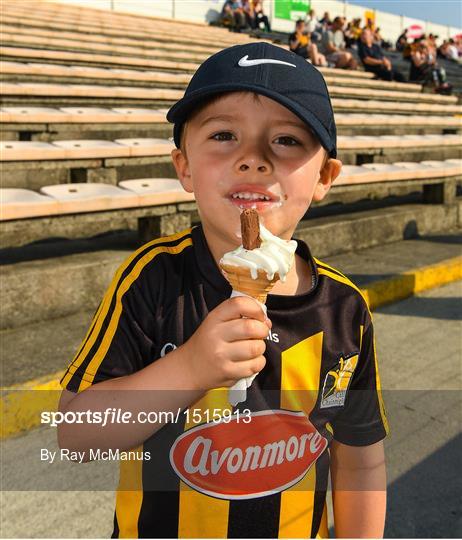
1, 201, 461, 330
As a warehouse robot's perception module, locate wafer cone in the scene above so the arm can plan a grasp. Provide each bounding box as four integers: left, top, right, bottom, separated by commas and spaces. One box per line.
220, 263, 280, 304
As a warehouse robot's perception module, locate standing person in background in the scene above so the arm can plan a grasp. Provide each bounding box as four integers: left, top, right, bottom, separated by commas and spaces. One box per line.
319, 16, 357, 70
289, 19, 327, 67
358, 29, 405, 81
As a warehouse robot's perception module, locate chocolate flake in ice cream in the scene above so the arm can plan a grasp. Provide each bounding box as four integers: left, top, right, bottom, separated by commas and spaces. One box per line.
241, 209, 261, 250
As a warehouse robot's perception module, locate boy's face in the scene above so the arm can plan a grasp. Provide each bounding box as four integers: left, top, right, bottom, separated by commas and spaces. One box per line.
172, 92, 341, 250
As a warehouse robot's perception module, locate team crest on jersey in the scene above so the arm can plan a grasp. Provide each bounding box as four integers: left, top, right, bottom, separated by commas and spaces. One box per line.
169, 410, 327, 500
320, 353, 359, 409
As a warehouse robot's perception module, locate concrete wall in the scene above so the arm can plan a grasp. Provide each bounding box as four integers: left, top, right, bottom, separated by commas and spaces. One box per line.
48, 0, 461, 44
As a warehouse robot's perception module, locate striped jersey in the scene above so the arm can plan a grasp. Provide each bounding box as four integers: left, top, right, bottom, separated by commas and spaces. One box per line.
61, 224, 389, 538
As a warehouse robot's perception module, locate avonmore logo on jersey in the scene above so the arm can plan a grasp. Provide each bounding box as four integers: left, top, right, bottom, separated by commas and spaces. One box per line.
169, 410, 327, 500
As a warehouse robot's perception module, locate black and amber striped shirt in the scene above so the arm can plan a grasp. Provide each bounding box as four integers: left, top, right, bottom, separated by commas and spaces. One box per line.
61, 224, 389, 538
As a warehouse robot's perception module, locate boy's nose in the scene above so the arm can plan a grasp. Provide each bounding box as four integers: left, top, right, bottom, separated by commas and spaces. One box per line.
239, 164, 268, 172
235, 155, 272, 175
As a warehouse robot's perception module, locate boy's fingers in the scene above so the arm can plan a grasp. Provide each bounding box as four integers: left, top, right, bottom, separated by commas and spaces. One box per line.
226, 339, 266, 362
223, 319, 270, 342
227, 355, 267, 379
217, 296, 269, 324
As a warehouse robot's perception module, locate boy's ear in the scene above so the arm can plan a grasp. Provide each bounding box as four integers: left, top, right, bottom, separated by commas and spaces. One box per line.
313, 158, 342, 202
171, 148, 193, 193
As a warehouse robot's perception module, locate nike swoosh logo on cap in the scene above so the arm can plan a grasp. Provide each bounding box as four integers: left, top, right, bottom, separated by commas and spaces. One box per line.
238, 55, 296, 68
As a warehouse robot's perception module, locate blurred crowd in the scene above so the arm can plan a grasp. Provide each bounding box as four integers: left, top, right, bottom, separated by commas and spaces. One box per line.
288, 10, 403, 82
397, 31, 458, 94
218, 2, 457, 94
221, 0, 270, 33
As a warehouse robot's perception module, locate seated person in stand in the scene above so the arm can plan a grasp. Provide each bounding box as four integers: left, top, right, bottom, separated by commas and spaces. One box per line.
410, 41, 452, 94
374, 27, 391, 49
319, 16, 357, 70
289, 19, 327, 67
242, 0, 256, 29
396, 29, 408, 52
253, 0, 271, 32
221, 0, 247, 32
344, 17, 362, 48
365, 17, 375, 32
319, 11, 331, 28
444, 38, 460, 61
358, 29, 405, 82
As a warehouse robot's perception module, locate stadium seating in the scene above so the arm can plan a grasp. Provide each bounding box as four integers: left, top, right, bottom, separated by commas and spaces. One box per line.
1, 59, 423, 92
1, 135, 460, 191
3, 69, 459, 107
2, 159, 460, 249
1, 107, 459, 142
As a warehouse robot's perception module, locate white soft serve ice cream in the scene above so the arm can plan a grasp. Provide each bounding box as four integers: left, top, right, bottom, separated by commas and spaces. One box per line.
220, 223, 297, 282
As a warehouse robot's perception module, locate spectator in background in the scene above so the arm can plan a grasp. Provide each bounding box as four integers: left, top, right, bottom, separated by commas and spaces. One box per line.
426, 34, 438, 60
242, 0, 255, 28
253, 0, 271, 32
373, 27, 383, 46
456, 37, 462, 59
344, 17, 362, 48
319, 16, 358, 69
305, 9, 321, 43
358, 28, 405, 81
396, 29, 408, 52
319, 11, 331, 28
221, 0, 246, 32
410, 40, 452, 94
289, 19, 327, 67
438, 40, 451, 60
365, 17, 375, 32
438, 38, 459, 62
376, 27, 392, 50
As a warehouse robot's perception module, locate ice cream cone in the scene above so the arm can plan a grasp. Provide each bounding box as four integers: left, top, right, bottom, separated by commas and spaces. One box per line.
220, 263, 280, 304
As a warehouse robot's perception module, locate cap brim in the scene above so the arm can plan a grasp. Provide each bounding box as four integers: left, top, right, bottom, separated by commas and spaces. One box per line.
167, 83, 337, 158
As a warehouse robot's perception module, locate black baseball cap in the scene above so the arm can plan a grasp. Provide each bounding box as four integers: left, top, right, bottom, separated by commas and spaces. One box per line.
166, 42, 337, 158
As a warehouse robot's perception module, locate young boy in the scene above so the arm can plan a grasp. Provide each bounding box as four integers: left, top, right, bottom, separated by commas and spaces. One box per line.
58, 42, 389, 538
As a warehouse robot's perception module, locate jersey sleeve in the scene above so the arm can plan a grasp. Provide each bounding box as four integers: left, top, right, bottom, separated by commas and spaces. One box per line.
60, 263, 158, 394
331, 316, 390, 446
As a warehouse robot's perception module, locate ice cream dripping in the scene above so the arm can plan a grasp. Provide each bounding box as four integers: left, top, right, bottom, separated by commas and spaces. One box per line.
220, 223, 297, 282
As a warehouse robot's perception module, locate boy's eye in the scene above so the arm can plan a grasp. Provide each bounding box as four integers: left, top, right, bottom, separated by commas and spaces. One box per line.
211, 131, 235, 141
274, 136, 300, 146
209, 132, 301, 145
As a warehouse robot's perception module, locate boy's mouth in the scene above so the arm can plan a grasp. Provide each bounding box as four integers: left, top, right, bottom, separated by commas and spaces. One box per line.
226, 184, 281, 210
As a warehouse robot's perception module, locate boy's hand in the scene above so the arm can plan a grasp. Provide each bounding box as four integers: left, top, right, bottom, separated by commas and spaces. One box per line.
183, 296, 271, 390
